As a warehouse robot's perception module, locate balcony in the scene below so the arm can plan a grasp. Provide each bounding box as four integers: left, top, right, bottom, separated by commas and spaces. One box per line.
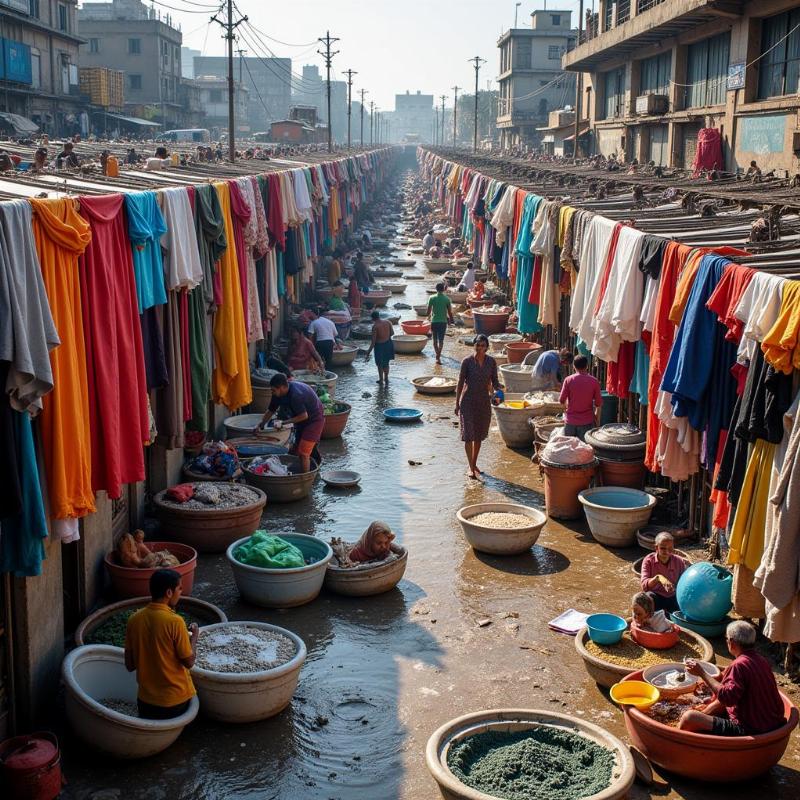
565, 0, 743, 72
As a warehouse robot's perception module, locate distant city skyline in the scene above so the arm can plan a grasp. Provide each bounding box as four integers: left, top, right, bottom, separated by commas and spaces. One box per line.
136, 0, 583, 111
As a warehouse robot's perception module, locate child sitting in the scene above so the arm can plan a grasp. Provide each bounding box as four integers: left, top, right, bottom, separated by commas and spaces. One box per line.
632, 591, 673, 633
348, 521, 395, 563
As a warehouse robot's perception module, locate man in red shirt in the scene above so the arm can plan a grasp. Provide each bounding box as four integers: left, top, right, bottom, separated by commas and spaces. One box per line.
558, 355, 602, 441
679, 621, 785, 736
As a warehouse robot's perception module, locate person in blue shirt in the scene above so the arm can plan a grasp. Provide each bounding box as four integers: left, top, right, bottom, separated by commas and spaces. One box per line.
528, 348, 573, 391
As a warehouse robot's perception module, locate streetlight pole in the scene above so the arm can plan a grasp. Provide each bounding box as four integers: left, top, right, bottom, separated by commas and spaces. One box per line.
452, 85, 460, 146
344, 68, 357, 150
469, 56, 486, 153
359, 88, 367, 145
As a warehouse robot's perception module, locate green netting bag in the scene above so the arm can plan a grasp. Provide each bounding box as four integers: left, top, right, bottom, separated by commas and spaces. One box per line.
233, 530, 305, 569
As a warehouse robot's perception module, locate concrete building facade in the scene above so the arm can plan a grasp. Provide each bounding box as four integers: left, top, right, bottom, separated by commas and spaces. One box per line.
185, 75, 249, 135
180, 46, 200, 79
496, 10, 577, 149
78, 0, 182, 129
393, 90, 434, 143
194, 55, 291, 134
564, 0, 800, 173
0, 0, 84, 135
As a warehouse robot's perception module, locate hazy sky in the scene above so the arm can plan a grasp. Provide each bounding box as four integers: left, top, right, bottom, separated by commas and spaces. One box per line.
141, 0, 584, 110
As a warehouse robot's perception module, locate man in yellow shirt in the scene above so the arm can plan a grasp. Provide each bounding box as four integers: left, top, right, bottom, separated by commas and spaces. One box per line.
124, 569, 199, 719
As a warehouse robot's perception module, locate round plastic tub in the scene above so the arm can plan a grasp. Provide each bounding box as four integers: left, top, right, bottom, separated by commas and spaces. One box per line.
585, 613, 627, 645
539, 458, 598, 519
456, 502, 546, 555
63, 645, 199, 758
392, 334, 428, 354
104, 542, 197, 599
226, 533, 333, 608
412, 376, 457, 395
610, 680, 660, 710
492, 393, 541, 448
292, 369, 338, 399
629, 621, 680, 649
401, 320, 431, 336
74, 596, 227, 646
622, 669, 798, 782
223, 415, 292, 445
321, 402, 352, 439
242, 455, 319, 503
324, 545, 408, 596
472, 310, 510, 335
153, 486, 266, 553
499, 363, 533, 393
191, 622, 306, 723
578, 487, 656, 547
426, 709, 635, 800
329, 345, 358, 367
505, 341, 542, 364
487, 333, 522, 352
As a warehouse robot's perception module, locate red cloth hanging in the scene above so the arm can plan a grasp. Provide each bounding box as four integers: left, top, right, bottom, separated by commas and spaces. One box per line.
228, 181, 252, 330
692, 128, 723, 175
78, 194, 149, 499
606, 340, 635, 399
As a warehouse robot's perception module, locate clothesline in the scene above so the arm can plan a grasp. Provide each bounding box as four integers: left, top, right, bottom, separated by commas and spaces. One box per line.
0, 148, 394, 578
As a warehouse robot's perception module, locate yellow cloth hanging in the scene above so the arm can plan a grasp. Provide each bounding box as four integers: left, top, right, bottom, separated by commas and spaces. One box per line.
728, 439, 777, 572
557, 206, 575, 248
761, 279, 800, 375
212, 182, 252, 411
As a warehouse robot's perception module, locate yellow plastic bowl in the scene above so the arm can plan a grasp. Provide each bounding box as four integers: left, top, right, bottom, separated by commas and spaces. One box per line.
610, 680, 660, 710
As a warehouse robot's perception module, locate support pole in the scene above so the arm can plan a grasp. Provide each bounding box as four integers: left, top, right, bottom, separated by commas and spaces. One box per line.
359, 88, 367, 145
452, 85, 460, 147
317, 31, 340, 153
344, 68, 357, 150
469, 56, 485, 153
572, 0, 584, 163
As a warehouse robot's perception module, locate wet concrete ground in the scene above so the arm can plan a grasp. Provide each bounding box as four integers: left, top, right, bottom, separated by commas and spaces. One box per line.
63, 172, 800, 800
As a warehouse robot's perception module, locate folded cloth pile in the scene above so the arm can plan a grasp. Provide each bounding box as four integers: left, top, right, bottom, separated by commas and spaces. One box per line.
166, 483, 194, 503
249, 455, 289, 476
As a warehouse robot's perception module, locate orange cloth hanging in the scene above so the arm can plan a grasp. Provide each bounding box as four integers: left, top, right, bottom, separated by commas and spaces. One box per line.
30, 198, 95, 520
212, 183, 252, 410
761, 279, 800, 375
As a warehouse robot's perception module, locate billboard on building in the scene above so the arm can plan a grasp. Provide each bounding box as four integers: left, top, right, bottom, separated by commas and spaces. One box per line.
1, 39, 32, 84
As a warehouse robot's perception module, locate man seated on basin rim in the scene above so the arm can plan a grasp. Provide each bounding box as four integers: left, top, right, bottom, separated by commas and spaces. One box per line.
679, 621, 785, 736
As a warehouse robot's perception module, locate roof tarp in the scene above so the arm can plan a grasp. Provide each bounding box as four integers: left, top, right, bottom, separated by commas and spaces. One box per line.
0, 111, 38, 134
103, 113, 162, 128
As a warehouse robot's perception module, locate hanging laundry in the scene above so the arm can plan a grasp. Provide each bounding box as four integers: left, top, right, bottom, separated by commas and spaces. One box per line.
30, 198, 95, 533
0, 199, 59, 416
761, 279, 800, 375
124, 191, 168, 313
78, 194, 149, 499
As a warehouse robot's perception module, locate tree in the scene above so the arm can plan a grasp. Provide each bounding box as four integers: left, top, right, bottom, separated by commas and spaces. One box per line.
456, 90, 499, 146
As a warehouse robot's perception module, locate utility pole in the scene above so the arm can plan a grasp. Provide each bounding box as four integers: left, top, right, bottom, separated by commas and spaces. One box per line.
573, 0, 584, 163
369, 101, 374, 145
469, 56, 486, 153
359, 88, 367, 145
317, 31, 340, 153
452, 86, 461, 147
211, 1, 246, 161
515, 1, 521, 28
439, 94, 446, 146
344, 69, 357, 150
236, 48, 247, 84
434, 106, 438, 147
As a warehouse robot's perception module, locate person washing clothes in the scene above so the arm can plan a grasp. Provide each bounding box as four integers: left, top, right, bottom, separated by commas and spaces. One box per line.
639, 531, 688, 613
459, 262, 477, 292
307, 313, 339, 370
426, 282, 454, 365
124, 569, 198, 719
527, 348, 573, 391
422, 229, 435, 253
256, 374, 324, 474
559, 355, 602, 440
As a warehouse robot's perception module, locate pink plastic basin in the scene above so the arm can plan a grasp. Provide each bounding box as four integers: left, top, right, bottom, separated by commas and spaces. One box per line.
104, 541, 198, 599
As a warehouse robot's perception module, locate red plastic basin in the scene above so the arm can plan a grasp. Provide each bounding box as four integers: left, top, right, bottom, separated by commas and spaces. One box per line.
401, 320, 431, 335
621, 668, 798, 782
104, 541, 198, 599
505, 341, 542, 364
630, 622, 680, 649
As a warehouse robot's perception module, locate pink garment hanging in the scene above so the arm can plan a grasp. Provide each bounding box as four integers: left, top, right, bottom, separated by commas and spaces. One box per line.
692, 128, 723, 175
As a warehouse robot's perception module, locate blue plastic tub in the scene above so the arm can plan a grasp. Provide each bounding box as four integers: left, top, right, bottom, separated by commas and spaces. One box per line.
383, 408, 423, 423
235, 443, 289, 457
670, 610, 731, 639
585, 613, 627, 645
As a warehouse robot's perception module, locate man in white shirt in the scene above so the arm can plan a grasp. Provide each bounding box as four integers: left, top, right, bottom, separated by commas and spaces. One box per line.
459, 262, 476, 292
307, 315, 338, 369
422, 230, 435, 253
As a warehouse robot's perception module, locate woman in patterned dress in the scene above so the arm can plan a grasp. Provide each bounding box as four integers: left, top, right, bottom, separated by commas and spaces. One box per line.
455, 334, 500, 479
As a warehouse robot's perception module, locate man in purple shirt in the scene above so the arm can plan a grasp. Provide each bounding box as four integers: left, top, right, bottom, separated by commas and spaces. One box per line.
680, 621, 785, 736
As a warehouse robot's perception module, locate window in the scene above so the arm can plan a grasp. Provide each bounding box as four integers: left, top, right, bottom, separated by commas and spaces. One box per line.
686, 32, 730, 108
58, 2, 68, 31
514, 39, 531, 69
209, 89, 223, 103
758, 9, 800, 99
639, 52, 671, 96
603, 66, 625, 119
31, 52, 40, 89
538, 98, 548, 117
548, 45, 562, 60
128, 38, 141, 55
89, 38, 99, 54
129, 74, 142, 91
551, 14, 561, 26
29, 0, 39, 18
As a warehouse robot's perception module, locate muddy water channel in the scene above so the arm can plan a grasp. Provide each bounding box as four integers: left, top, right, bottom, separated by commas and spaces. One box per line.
63, 175, 800, 800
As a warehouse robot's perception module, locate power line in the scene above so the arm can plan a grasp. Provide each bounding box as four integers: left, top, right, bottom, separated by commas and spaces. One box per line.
149, 0, 221, 15
242, 17, 319, 48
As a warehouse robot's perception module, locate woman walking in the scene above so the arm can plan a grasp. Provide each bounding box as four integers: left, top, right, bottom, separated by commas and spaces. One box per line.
455, 334, 500, 479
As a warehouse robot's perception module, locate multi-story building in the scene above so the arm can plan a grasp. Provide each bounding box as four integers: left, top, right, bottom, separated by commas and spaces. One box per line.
564, 0, 800, 172
393, 90, 434, 143
180, 46, 200, 79
0, 0, 84, 136
78, 0, 182, 129
292, 66, 348, 143
193, 54, 291, 133
496, 10, 577, 149
185, 75, 249, 135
